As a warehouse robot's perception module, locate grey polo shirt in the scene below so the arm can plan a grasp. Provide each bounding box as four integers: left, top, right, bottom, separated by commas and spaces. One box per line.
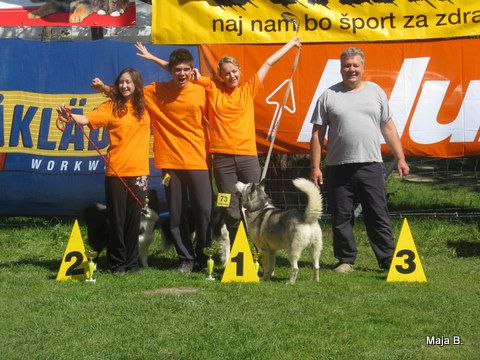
310, 81, 391, 166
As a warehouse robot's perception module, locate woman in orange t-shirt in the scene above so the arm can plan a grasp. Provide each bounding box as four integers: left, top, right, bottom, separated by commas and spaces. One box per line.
58, 68, 150, 274
197, 37, 301, 243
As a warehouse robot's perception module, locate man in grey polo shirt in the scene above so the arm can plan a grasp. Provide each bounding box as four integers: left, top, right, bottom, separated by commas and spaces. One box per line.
309, 47, 410, 273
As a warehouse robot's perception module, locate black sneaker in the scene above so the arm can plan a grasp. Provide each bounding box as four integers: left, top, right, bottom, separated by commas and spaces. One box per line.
126, 266, 140, 273
193, 259, 208, 273
193, 264, 209, 274
380, 263, 391, 272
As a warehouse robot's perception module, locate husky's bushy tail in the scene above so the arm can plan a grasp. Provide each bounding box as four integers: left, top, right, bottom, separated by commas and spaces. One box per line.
292, 178, 323, 224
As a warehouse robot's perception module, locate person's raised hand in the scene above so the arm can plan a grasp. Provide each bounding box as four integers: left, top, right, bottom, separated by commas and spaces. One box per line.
135, 41, 153, 61
91, 77, 105, 91
192, 68, 201, 81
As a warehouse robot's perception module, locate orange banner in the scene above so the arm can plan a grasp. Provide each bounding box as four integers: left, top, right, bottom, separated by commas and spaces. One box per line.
200, 38, 480, 158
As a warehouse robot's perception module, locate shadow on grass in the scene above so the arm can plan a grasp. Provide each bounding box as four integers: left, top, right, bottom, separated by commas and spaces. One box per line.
0, 216, 79, 228
0, 258, 61, 278
144, 255, 179, 270
255, 257, 340, 282
272, 256, 339, 270
447, 240, 480, 258
90, 253, 179, 272
0, 254, 180, 277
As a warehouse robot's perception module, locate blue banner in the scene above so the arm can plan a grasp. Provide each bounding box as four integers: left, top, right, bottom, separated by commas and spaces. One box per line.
0, 39, 199, 216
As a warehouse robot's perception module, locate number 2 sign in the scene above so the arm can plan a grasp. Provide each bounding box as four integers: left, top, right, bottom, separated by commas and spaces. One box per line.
56, 220, 89, 282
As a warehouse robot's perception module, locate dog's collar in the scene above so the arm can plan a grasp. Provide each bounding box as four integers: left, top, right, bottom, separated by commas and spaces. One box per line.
246, 201, 274, 212
245, 202, 275, 222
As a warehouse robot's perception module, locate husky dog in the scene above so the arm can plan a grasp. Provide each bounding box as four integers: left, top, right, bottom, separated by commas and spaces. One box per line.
27, 0, 129, 22
235, 178, 323, 284
83, 189, 161, 268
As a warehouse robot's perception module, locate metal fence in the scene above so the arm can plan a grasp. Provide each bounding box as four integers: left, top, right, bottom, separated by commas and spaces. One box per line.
261, 155, 480, 219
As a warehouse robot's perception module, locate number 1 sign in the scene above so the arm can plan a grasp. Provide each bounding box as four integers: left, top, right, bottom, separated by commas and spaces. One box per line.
221, 221, 259, 283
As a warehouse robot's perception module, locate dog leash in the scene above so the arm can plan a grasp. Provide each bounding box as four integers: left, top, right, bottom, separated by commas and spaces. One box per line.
56, 107, 145, 209
261, 15, 301, 181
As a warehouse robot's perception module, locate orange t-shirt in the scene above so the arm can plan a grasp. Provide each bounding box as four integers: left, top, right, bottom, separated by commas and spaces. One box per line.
87, 100, 150, 177
144, 81, 208, 170
197, 74, 262, 156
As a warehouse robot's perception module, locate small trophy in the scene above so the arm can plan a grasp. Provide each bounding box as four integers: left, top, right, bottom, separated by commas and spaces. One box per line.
252, 248, 262, 276
203, 247, 217, 281
85, 250, 97, 284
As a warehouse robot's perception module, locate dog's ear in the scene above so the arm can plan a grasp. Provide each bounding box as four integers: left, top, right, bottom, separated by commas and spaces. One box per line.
235, 181, 248, 194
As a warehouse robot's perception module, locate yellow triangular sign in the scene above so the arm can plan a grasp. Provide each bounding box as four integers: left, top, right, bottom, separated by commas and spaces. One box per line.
221, 221, 259, 283
387, 218, 427, 282
56, 220, 90, 281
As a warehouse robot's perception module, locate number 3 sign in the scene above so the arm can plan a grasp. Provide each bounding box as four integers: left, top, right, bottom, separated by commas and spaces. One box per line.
387, 218, 427, 282
56, 220, 90, 282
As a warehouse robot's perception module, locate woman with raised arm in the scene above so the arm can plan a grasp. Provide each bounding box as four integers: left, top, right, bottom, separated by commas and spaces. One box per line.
58, 67, 150, 274
136, 37, 300, 244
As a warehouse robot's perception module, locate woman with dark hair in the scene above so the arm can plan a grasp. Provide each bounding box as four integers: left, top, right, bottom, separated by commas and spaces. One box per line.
58, 67, 151, 274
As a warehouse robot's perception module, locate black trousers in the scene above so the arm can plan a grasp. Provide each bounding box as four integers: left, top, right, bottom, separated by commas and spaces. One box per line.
105, 175, 146, 271
163, 169, 212, 266
326, 162, 395, 269
212, 154, 261, 243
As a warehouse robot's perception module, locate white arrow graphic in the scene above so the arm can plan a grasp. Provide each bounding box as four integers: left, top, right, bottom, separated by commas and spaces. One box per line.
261, 45, 301, 181
265, 78, 296, 141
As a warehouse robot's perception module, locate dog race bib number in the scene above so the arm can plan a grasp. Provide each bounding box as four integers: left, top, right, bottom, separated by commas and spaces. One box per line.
216, 193, 231, 207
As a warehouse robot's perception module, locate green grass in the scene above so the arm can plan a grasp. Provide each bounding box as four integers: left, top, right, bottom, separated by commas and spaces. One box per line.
387, 173, 480, 213
1, 216, 479, 360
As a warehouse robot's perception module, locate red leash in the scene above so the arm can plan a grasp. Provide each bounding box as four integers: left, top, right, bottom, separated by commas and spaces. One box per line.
57, 107, 145, 209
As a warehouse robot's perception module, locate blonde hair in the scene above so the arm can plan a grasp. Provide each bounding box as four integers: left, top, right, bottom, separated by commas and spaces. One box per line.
217, 56, 241, 75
